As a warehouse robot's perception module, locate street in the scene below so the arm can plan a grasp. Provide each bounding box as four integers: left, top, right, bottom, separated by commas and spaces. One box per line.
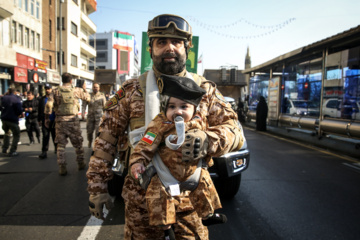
1, 123, 360, 240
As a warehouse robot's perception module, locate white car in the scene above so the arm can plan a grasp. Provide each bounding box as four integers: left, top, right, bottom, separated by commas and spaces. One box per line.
286, 99, 319, 116
323, 98, 360, 120
0, 115, 27, 135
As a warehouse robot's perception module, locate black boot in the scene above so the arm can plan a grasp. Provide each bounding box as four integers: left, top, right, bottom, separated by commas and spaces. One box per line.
39, 151, 47, 159
37, 137, 41, 143
202, 213, 227, 226
164, 227, 175, 240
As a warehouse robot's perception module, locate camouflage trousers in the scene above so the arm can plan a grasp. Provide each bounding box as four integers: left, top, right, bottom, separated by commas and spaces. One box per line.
122, 175, 209, 240
86, 115, 101, 143
55, 120, 84, 166
146, 169, 222, 226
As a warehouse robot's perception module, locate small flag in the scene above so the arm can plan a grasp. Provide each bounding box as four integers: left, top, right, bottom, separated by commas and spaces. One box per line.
197, 54, 203, 64
141, 131, 157, 145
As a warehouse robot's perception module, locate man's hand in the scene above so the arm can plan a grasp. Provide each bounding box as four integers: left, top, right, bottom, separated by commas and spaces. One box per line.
182, 129, 209, 163
89, 193, 114, 220
131, 163, 145, 179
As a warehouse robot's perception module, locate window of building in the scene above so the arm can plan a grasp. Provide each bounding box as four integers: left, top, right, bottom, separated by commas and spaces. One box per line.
71, 54, 77, 67
57, 51, 65, 65
36, 33, 40, 52
36, 1, 40, 19
49, 20, 52, 41
12, 21, 16, 43
49, 55, 52, 69
96, 52, 107, 62
18, 0, 22, 8
73, 0, 78, 5
25, 28, 29, 47
57, 17, 65, 30
95, 39, 107, 50
25, 0, 28, 12
18, 24, 23, 45
71, 22, 77, 36
30, 0, 34, 16
30, 30, 35, 49
49, 0, 51, 5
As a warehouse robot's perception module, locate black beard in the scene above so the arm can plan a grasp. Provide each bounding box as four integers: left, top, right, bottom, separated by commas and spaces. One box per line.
152, 52, 186, 75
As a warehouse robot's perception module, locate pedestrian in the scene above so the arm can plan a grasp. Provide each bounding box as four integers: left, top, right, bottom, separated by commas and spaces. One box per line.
86, 83, 106, 148
38, 83, 57, 159
22, 91, 41, 145
130, 75, 227, 237
87, 14, 244, 239
1, 87, 23, 156
256, 96, 268, 131
45, 72, 90, 176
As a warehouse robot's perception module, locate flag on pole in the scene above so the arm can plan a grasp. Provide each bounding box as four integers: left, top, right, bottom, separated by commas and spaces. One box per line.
197, 54, 203, 64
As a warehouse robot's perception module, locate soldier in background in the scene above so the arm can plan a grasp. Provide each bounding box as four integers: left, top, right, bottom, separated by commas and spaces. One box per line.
86, 83, 106, 148
45, 73, 90, 176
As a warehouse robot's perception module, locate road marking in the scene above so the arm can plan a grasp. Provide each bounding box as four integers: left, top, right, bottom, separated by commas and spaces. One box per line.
244, 126, 359, 163
342, 162, 360, 173
77, 208, 109, 240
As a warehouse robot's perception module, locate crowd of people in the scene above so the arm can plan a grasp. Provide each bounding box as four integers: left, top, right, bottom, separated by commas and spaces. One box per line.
0, 79, 106, 164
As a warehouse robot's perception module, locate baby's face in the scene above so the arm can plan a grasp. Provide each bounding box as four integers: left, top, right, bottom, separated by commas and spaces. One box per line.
166, 97, 195, 122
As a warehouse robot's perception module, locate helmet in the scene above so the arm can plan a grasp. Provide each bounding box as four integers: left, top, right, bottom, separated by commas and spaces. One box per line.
147, 14, 193, 47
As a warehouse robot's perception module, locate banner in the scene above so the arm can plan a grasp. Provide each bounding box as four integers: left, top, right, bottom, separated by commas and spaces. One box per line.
140, 32, 199, 74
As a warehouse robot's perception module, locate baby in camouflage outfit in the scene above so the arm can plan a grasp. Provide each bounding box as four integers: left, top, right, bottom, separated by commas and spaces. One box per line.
130, 75, 227, 237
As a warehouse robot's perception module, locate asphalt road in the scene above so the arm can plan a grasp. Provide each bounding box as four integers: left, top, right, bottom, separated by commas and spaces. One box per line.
1, 123, 360, 240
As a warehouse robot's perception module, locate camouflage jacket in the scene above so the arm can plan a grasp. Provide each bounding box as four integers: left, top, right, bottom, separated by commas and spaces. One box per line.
86, 71, 244, 196
87, 92, 106, 119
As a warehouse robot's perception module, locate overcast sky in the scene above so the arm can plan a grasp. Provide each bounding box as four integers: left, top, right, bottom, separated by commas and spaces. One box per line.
89, 0, 360, 74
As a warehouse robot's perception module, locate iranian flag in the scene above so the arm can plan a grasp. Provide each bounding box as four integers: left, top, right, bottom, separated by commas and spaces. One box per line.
141, 132, 157, 145
113, 31, 133, 49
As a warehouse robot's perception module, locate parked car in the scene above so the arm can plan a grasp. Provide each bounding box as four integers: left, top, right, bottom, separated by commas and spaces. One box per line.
0, 113, 27, 136
108, 97, 250, 200
323, 98, 360, 120
286, 99, 319, 116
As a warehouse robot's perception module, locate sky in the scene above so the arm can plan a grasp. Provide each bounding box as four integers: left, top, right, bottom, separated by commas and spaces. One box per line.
89, 0, 360, 74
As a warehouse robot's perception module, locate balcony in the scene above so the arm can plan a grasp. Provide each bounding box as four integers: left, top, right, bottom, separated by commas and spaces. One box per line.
0, 1, 14, 18
80, 40, 96, 58
81, 12, 96, 34
85, 0, 97, 15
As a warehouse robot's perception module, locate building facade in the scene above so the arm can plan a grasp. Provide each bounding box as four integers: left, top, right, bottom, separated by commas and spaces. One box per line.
89, 31, 140, 83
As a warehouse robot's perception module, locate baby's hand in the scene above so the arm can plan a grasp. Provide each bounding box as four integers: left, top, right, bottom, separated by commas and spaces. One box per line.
131, 163, 145, 179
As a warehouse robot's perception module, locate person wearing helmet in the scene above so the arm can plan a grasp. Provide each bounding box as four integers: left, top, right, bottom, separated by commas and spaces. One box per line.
86, 14, 244, 239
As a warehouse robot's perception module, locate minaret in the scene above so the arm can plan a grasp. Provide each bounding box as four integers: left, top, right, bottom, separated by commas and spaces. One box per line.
245, 46, 251, 70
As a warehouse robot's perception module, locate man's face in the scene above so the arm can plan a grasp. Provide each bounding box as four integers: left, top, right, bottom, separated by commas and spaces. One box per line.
151, 38, 187, 75
93, 84, 100, 93
45, 88, 52, 96
27, 93, 34, 100
166, 97, 195, 122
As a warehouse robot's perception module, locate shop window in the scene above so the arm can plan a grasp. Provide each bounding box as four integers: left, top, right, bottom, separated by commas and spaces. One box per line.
249, 74, 270, 112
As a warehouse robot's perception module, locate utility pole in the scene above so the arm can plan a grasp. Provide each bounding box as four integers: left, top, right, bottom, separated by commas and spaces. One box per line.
59, 0, 64, 76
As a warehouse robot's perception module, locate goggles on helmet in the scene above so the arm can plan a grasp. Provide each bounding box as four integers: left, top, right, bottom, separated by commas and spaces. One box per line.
148, 14, 191, 35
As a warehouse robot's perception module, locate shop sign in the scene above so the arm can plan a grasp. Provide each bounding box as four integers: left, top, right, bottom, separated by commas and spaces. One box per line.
47, 71, 61, 84
35, 59, 47, 73
14, 67, 28, 83
28, 57, 35, 70
16, 53, 28, 69
28, 70, 47, 84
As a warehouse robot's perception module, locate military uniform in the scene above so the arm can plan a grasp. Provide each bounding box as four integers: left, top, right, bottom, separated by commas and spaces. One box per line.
87, 70, 244, 240
45, 84, 90, 170
130, 112, 222, 226
86, 91, 106, 147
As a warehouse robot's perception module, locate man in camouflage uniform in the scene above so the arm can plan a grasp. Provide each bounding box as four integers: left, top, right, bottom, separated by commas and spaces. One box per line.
86, 14, 244, 239
86, 83, 106, 148
45, 72, 90, 176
